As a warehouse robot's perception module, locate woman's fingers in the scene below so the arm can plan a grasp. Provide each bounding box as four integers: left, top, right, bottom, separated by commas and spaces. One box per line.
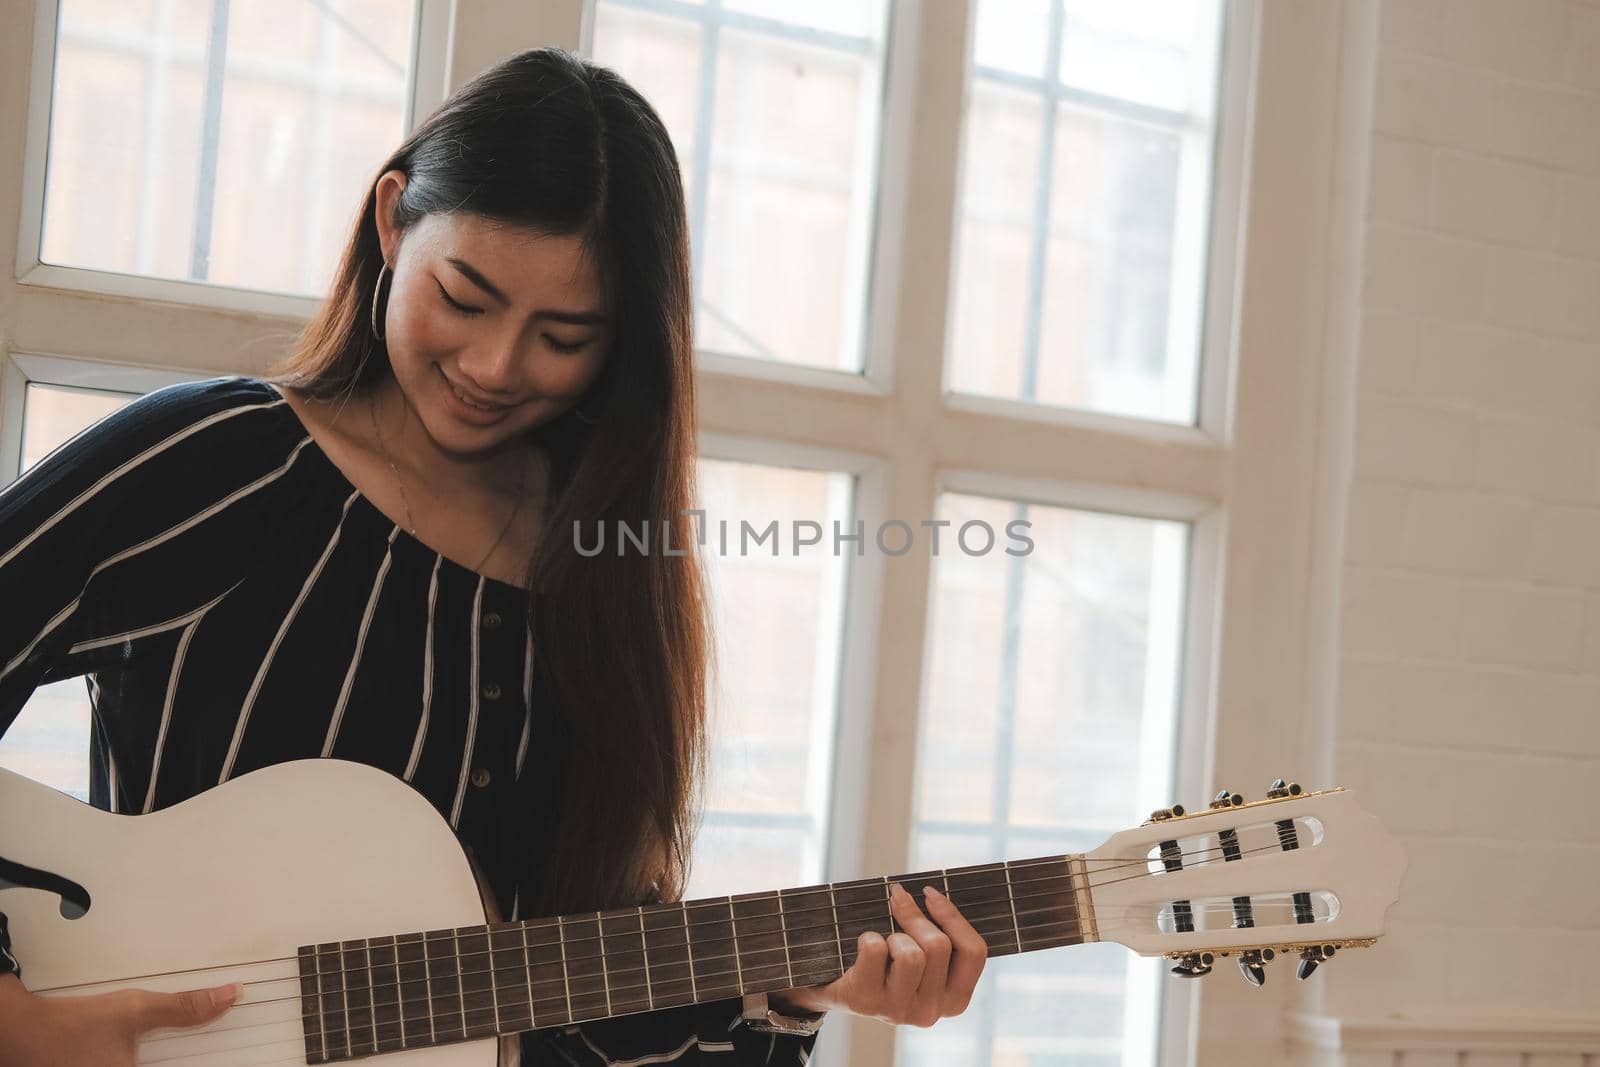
881, 930, 926, 1019
923, 885, 988, 1015
888, 882, 953, 1026
131, 983, 241, 1034
810, 881, 990, 1027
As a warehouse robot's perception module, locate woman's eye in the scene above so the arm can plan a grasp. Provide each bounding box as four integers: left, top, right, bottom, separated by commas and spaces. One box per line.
545, 335, 588, 354
436, 281, 483, 316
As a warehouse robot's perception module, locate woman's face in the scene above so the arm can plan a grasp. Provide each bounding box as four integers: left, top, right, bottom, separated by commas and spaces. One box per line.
372, 171, 612, 460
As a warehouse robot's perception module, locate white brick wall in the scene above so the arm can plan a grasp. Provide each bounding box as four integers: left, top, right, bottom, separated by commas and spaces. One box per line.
1324, 0, 1600, 1037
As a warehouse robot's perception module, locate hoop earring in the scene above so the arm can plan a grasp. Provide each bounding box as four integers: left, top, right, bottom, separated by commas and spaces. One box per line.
370, 263, 391, 340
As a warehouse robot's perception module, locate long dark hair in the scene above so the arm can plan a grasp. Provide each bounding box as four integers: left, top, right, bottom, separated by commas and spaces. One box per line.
263, 47, 707, 917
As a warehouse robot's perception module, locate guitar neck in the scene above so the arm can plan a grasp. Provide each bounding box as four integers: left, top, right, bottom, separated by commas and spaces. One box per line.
295, 854, 1094, 1062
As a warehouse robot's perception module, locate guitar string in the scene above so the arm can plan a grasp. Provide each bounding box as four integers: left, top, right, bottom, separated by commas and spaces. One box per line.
272, 839, 1287, 995
116, 844, 1312, 1055
133, 910, 1146, 1062
134, 842, 1311, 1054
145, 894, 1305, 1056
43, 836, 1263, 997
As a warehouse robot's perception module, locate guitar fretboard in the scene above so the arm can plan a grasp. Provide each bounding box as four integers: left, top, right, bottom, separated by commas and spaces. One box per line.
295, 855, 1088, 1063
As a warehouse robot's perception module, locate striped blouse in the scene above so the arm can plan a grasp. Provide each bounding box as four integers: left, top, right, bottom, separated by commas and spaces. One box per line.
0, 374, 818, 1066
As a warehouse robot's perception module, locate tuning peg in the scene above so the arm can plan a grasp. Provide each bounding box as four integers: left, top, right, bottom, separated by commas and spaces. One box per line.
1237, 947, 1274, 987
1170, 951, 1214, 978
1147, 804, 1186, 822
1296, 944, 1337, 981
1266, 778, 1303, 799
1208, 789, 1244, 809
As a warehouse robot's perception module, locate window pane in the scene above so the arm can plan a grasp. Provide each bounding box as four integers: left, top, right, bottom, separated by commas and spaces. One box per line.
592, 0, 890, 372
901, 492, 1188, 1067
0, 383, 136, 800
40, 0, 417, 296
686, 460, 853, 895
948, 0, 1224, 424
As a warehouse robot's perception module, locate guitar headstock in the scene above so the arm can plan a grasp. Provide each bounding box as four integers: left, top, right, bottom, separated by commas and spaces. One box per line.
1084, 779, 1406, 985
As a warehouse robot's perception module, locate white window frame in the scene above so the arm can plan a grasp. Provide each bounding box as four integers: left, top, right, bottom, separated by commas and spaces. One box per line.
0, 1, 1367, 1064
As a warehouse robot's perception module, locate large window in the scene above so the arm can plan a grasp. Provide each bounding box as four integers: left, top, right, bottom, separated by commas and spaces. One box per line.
0, 379, 125, 799
591, 0, 892, 372
902, 495, 1187, 1065
946, 0, 1224, 424
38, 0, 420, 298
0, 2, 1288, 1065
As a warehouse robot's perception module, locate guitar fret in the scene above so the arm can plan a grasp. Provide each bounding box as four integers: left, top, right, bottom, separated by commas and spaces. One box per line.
941, 863, 1020, 955
639, 902, 695, 1009
391, 935, 405, 1050
342, 940, 358, 1062
730, 892, 789, 992
1016, 858, 1084, 952
557, 915, 574, 1021
1002, 862, 1023, 951
776, 889, 796, 987
830, 877, 893, 973
882, 876, 897, 934
366, 938, 379, 1053
775, 886, 843, 988
684, 899, 739, 1001
682, 902, 698, 1002
726, 898, 745, 994
561, 913, 607, 1020
638, 907, 654, 1010
525, 919, 570, 1027
488, 923, 532, 1035
522, 922, 537, 1028
314, 942, 349, 1061
296, 945, 325, 1064
488, 930, 501, 1031
395, 932, 430, 1049
597, 907, 650, 1014
424, 928, 463, 1043
454, 930, 467, 1036
828, 886, 844, 976
597, 912, 613, 1017
457, 926, 495, 1039
367, 935, 401, 1053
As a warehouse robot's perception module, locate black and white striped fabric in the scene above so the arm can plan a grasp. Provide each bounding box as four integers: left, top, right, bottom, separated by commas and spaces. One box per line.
0, 375, 817, 1066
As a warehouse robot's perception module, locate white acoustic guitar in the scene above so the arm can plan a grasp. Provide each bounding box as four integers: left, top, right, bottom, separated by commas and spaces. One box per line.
0, 760, 1406, 1065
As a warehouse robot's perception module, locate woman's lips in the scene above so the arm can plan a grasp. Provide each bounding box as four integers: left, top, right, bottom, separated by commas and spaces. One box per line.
437, 365, 513, 423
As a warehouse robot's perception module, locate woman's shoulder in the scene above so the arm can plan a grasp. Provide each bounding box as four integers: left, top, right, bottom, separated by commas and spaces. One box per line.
113, 373, 286, 431
2, 375, 299, 517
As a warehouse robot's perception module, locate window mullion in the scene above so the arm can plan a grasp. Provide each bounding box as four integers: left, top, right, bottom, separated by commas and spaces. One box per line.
828, 0, 977, 1062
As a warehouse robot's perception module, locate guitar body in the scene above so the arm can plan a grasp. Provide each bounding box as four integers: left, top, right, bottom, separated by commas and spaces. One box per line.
0, 759, 503, 1065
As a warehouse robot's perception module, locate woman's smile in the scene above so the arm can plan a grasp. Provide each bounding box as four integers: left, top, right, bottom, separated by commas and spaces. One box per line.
435, 364, 515, 424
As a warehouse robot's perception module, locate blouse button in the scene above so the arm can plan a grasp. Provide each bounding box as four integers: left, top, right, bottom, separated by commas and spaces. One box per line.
482, 611, 502, 630
470, 767, 491, 788
482, 682, 502, 701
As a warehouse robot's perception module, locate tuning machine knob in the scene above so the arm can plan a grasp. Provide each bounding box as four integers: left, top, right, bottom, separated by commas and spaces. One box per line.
1146, 804, 1186, 824
1208, 789, 1244, 809
1237, 947, 1275, 986
1170, 952, 1214, 978
1296, 943, 1337, 980
1266, 778, 1303, 799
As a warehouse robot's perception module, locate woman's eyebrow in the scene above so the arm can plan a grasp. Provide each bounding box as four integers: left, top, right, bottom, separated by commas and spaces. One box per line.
445, 256, 608, 324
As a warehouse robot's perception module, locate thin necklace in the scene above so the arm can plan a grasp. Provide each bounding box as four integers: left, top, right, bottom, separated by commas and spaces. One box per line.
367, 391, 529, 575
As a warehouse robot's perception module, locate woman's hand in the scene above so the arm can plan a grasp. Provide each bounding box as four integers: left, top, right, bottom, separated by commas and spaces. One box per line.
0, 972, 242, 1065
770, 882, 988, 1028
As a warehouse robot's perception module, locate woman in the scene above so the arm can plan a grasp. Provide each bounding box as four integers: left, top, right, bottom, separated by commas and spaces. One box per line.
0, 46, 986, 1064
